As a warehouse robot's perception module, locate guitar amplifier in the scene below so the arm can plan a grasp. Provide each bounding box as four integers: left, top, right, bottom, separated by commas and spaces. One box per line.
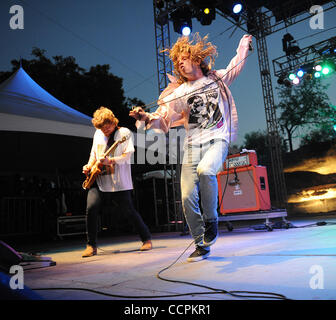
224, 150, 258, 170
217, 166, 271, 214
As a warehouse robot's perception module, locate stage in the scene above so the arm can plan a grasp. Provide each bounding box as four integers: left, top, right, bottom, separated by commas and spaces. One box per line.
8, 214, 336, 301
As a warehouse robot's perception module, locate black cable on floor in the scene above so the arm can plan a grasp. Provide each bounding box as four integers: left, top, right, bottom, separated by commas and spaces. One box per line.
32, 232, 290, 300
155, 237, 289, 300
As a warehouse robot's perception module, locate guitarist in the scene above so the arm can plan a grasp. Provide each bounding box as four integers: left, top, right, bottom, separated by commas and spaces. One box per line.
82, 106, 152, 257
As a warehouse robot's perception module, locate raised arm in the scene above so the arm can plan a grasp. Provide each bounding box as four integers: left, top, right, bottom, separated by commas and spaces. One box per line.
220, 34, 252, 86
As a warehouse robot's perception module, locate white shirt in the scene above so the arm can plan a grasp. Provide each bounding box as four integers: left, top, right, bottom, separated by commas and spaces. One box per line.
89, 127, 134, 192
166, 70, 230, 147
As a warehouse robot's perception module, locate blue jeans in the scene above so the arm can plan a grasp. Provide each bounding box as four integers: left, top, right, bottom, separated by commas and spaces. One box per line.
181, 139, 229, 245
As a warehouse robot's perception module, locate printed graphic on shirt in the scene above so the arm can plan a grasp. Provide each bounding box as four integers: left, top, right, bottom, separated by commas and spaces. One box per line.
186, 88, 222, 129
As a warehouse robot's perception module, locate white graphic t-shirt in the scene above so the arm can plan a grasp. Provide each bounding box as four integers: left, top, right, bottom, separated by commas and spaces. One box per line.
166, 69, 229, 147
89, 127, 134, 192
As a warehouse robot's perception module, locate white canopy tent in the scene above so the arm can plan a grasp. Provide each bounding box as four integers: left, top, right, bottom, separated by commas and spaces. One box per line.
0, 67, 95, 138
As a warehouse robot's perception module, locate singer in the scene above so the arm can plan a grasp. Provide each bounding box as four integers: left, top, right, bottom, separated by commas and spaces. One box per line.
130, 33, 252, 262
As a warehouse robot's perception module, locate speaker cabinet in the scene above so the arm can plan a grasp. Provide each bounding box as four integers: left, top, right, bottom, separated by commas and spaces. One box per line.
217, 166, 271, 214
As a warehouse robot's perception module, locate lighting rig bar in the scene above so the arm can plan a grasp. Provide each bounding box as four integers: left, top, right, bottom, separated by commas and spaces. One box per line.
155, 1, 336, 39
216, 0, 336, 38
273, 36, 336, 77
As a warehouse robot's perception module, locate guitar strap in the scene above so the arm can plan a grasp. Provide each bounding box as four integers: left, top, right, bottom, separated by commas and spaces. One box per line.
105, 132, 115, 153
101, 130, 118, 176
105, 126, 121, 153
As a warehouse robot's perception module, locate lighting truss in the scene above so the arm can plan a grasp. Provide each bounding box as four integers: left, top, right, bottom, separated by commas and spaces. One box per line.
273, 36, 336, 77
215, 0, 336, 38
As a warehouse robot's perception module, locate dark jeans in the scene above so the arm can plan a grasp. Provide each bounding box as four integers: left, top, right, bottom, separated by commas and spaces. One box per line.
86, 187, 151, 247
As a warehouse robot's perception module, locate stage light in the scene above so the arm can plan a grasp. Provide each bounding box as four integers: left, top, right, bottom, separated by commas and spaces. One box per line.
304, 73, 313, 81
288, 73, 296, 80
292, 77, 300, 85
171, 6, 192, 35
155, 0, 164, 9
181, 24, 191, 36
297, 69, 304, 77
216, 1, 241, 22
314, 71, 321, 78
197, 6, 216, 25
322, 66, 330, 75
277, 74, 292, 87
315, 64, 322, 72
282, 33, 300, 56
233, 3, 243, 14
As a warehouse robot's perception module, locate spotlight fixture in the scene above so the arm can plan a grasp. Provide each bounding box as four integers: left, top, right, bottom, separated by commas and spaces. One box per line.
296, 69, 304, 78
322, 66, 330, 75
181, 24, 191, 36
171, 6, 192, 35
192, 0, 216, 26
314, 64, 322, 72
233, 3, 243, 14
321, 60, 335, 75
198, 6, 216, 25
282, 33, 300, 56
155, 0, 164, 9
277, 74, 292, 87
292, 77, 300, 85
288, 73, 296, 80
303, 73, 313, 81
216, 0, 242, 22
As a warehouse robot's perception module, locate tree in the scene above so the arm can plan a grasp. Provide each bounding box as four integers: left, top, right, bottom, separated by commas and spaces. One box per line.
1, 48, 145, 131
241, 130, 287, 166
241, 130, 270, 166
300, 127, 336, 147
275, 78, 335, 152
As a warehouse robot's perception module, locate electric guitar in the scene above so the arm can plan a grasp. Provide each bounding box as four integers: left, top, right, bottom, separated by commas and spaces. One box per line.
82, 134, 129, 190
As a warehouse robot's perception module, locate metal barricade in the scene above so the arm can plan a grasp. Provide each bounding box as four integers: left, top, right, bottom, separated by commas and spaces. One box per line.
0, 197, 46, 236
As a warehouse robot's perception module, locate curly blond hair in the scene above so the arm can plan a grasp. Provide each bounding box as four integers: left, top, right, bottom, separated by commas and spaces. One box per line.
164, 33, 217, 84
92, 106, 119, 129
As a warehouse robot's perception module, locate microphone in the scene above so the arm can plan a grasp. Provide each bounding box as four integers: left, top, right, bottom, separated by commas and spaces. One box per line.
249, 42, 253, 51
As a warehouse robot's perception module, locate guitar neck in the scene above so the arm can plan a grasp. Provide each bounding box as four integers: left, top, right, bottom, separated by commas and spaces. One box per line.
103, 135, 128, 158
103, 140, 119, 158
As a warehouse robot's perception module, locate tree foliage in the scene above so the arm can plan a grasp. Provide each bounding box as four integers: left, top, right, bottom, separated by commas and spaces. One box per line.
0, 48, 145, 130
241, 130, 287, 166
275, 78, 335, 152
300, 127, 336, 147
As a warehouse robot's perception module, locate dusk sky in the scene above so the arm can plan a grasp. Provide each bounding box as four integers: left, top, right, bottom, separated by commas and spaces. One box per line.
1, 1, 335, 149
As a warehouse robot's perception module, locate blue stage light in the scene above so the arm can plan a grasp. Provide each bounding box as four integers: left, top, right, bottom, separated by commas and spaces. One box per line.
181, 24, 191, 36
233, 3, 243, 14
297, 69, 304, 77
